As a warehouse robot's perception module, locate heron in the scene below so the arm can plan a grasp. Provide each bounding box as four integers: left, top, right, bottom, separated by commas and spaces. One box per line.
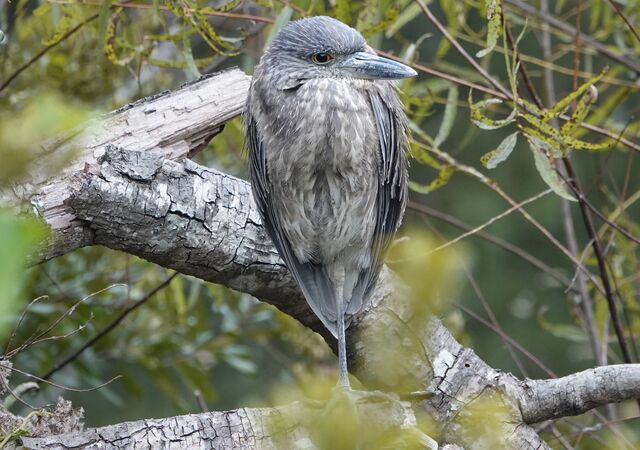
245, 16, 415, 388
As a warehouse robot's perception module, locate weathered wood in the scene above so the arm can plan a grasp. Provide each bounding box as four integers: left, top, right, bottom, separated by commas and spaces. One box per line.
20, 398, 438, 450
1, 68, 251, 263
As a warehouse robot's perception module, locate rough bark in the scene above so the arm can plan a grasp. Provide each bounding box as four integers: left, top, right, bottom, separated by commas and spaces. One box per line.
4, 68, 640, 449
1, 68, 251, 263
20, 398, 440, 450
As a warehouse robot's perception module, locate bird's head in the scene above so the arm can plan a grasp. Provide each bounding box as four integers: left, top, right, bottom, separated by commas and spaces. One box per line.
260, 16, 417, 90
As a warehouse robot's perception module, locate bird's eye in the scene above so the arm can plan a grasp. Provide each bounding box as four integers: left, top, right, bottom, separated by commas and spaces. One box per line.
311, 52, 334, 64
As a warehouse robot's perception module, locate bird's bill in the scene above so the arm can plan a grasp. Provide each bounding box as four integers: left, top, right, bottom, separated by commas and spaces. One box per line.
338, 52, 418, 80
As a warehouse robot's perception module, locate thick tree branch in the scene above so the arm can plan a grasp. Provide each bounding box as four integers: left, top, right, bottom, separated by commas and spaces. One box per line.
1, 68, 251, 263
518, 364, 640, 423
20, 399, 447, 450
4, 69, 640, 449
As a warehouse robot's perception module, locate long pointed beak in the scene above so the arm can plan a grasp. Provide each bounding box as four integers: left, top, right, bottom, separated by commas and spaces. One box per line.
338, 52, 417, 80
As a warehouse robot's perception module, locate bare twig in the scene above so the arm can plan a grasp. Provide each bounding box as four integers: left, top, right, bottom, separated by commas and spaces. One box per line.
53, 0, 277, 24
414, 0, 511, 98
504, 0, 640, 75
6, 285, 124, 359
421, 143, 604, 293
0, 14, 99, 94
456, 303, 556, 378
6, 364, 121, 393
41, 273, 178, 380
605, 0, 640, 44
407, 201, 572, 288
422, 189, 553, 257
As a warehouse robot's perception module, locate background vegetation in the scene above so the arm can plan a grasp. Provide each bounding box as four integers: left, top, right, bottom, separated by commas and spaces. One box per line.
1, 0, 639, 448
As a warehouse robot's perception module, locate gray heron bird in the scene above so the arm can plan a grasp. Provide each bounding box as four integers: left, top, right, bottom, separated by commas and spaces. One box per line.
245, 16, 415, 388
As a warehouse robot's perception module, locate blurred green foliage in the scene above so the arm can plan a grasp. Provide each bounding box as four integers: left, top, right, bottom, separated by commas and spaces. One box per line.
1, 0, 640, 448
0, 214, 47, 340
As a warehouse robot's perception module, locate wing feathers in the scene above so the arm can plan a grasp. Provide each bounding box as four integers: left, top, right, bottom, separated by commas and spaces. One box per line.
348, 86, 407, 310
246, 112, 339, 336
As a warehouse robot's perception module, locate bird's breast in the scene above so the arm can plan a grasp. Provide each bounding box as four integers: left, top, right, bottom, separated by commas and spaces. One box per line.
260, 78, 381, 263
291, 79, 377, 170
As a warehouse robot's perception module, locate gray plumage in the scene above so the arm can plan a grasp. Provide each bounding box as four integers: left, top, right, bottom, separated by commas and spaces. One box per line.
245, 16, 415, 386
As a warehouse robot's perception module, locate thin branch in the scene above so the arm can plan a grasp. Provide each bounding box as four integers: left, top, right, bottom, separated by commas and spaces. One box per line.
456, 303, 556, 378
419, 189, 553, 257
0, 13, 99, 94
504, 0, 640, 75
605, 0, 640, 44
420, 142, 605, 294
413, 0, 512, 98
407, 201, 572, 288
52, 0, 277, 24
4, 363, 121, 393
376, 50, 505, 99
536, 0, 605, 370
41, 273, 178, 380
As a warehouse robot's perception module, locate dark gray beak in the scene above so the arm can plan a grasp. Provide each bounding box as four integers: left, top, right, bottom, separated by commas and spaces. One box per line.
339, 52, 417, 80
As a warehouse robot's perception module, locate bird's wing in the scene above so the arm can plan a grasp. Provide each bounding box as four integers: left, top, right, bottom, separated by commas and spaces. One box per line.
348, 85, 408, 314
245, 111, 338, 336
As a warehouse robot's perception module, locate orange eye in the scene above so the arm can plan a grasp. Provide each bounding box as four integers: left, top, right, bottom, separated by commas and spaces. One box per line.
311, 52, 333, 64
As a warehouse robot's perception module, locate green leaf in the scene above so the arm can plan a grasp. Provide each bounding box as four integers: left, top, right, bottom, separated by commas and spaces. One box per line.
468, 90, 516, 130
0, 213, 48, 339
411, 143, 442, 169
436, 0, 463, 58
408, 165, 455, 194
265, 6, 293, 49
537, 307, 588, 343
386, 3, 422, 38
32, 3, 51, 17
544, 69, 606, 121
560, 85, 598, 136
181, 29, 201, 78
97, 0, 113, 52
476, 0, 502, 58
527, 136, 577, 201
433, 85, 458, 148
481, 131, 518, 169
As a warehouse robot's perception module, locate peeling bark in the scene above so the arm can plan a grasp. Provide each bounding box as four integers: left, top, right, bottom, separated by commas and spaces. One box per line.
3, 69, 640, 449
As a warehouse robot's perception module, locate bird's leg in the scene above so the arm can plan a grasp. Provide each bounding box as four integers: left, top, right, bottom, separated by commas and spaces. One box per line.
336, 300, 350, 388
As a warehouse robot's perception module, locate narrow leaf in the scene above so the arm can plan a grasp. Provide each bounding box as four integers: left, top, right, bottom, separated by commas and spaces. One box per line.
265, 7, 292, 49
411, 144, 442, 170
469, 90, 516, 130
182, 30, 201, 78
97, 0, 113, 50
560, 85, 598, 136
527, 136, 577, 201
433, 85, 458, 148
409, 165, 455, 194
537, 308, 587, 343
476, 0, 502, 58
481, 131, 518, 169
544, 69, 606, 120
385, 3, 422, 38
